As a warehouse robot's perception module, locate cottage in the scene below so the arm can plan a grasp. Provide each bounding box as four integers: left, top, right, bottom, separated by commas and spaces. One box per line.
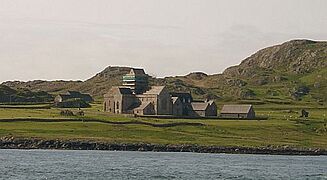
54, 91, 93, 103
220, 105, 255, 119
190, 100, 217, 117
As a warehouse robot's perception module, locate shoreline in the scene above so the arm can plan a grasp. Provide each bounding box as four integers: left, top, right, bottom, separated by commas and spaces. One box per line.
1, 137, 326, 156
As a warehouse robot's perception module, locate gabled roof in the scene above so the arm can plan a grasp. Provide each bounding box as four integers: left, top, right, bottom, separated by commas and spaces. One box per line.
172, 97, 181, 104
207, 100, 215, 106
143, 86, 166, 95
220, 105, 253, 114
191, 102, 210, 111
105, 86, 133, 96
67, 91, 81, 96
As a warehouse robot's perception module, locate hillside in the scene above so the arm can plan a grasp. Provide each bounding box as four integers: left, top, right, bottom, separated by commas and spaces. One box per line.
2, 39, 327, 105
0, 85, 53, 103
155, 40, 327, 104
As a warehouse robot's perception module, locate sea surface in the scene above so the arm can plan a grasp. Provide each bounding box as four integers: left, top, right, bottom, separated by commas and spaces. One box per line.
0, 149, 326, 180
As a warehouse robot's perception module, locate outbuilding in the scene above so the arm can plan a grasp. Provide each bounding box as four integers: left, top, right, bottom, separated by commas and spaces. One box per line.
220, 105, 255, 119
190, 100, 217, 117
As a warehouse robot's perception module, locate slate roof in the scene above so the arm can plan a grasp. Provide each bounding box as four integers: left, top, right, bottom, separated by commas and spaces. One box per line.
143, 86, 165, 95
220, 105, 253, 114
105, 87, 132, 97
191, 102, 210, 111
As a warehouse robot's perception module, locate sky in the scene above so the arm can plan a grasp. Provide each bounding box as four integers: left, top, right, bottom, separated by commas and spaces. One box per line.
0, 0, 326, 82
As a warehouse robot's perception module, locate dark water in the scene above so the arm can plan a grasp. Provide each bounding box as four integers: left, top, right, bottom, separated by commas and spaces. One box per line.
0, 150, 326, 180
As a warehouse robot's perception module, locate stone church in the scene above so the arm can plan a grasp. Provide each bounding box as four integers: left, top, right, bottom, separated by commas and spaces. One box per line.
103, 68, 217, 117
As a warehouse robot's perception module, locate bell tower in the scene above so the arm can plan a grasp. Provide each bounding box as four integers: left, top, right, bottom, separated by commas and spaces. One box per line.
123, 68, 149, 94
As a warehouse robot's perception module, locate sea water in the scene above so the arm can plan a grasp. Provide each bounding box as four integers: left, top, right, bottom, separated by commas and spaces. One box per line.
0, 149, 326, 179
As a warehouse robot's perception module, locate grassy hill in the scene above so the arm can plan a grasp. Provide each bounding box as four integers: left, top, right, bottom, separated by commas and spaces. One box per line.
2, 39, 327, 105
0, 85, 53, 103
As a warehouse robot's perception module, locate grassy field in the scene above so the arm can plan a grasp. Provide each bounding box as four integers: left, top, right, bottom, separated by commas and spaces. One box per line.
0, 103, 326, 149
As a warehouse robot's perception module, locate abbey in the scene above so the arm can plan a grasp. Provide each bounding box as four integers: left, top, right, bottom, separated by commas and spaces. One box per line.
103, 68, 217, 117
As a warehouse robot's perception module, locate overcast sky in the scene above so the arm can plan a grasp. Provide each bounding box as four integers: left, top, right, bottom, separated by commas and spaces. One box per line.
0, 0, 326, 82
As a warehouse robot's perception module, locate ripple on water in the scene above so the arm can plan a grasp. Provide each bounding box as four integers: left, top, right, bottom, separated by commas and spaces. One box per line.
0, 150, 326, 179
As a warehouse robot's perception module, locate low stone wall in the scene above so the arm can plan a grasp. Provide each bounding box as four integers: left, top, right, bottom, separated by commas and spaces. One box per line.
0, 137, 326, 156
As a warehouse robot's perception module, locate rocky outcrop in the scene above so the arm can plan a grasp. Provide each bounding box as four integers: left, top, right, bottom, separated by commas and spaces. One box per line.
223, 40, 327, 77
0, 137, 326, 156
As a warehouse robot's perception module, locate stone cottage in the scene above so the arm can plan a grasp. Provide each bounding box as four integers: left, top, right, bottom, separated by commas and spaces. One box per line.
190, 100, 218, 117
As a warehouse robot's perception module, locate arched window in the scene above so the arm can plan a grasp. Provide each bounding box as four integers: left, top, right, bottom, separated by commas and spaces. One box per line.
117, 101, 120, 110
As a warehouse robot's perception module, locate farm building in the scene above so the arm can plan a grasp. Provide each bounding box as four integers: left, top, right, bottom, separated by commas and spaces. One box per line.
220, 105, 255, 119
190, 100, 218, 117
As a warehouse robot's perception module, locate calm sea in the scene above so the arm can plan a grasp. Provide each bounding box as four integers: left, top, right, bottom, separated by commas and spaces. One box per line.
0, 149, 326, 180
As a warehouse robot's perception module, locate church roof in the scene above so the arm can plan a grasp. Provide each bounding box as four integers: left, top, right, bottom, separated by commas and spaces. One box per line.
143, 86, 166, 95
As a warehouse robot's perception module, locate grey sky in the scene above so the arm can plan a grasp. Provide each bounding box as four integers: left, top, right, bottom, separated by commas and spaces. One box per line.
0, 0, 326, 82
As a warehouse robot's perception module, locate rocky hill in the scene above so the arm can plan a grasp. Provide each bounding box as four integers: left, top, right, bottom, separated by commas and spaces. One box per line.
2, 39, 327, 105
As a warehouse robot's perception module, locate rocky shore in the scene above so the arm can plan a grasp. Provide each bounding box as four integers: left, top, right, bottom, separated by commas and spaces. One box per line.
1, 136, 326, 155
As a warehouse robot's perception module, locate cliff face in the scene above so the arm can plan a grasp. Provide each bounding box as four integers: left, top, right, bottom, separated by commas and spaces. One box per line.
2, 40, 327, 104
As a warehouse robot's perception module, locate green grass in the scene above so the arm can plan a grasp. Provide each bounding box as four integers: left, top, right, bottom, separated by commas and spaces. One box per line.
0, 103, 326, 149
